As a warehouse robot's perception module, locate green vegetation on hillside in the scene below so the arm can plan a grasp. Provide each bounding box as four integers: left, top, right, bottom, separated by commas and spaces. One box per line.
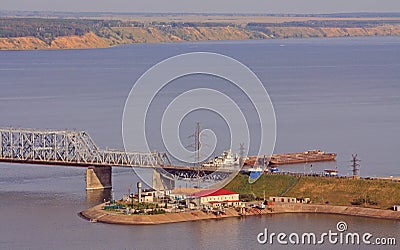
1, 17, 400, 49
225, 174, 298, 199
1, 18, 101, 44
226, 174, 400, 209
286, 176, 400, 209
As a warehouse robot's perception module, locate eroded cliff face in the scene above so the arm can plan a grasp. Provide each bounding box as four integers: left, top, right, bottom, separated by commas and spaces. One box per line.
1, 25, 399, 50
0, 32, 109, 50
0, 36, 48, 50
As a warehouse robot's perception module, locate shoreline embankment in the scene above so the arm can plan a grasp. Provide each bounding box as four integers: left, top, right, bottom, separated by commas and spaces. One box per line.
265, 204, 400, 220
80, 203, 400, 225
80, 204, 241, 225
2, 24, 400, 50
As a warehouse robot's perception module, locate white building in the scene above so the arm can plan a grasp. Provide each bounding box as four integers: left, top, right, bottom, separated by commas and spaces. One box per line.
269, 196, 310, 204
193, 189, 241, 209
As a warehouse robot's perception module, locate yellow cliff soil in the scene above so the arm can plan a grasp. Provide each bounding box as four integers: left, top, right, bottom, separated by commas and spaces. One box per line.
0, 32, 110, 50
0, 36, 48, 50
197, 27, 255, 40
50, 32, 110, 49
1, 24, 400, 51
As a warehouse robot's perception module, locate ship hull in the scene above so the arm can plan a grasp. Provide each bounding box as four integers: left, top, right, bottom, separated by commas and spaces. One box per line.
269, 151, 337, 165
245, 150, 337, 166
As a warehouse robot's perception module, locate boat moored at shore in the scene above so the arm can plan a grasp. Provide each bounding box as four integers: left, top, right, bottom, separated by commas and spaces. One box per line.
269, 150, 336, 165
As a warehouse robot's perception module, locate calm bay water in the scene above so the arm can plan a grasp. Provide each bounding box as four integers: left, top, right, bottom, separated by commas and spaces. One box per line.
0, 37, 400, 249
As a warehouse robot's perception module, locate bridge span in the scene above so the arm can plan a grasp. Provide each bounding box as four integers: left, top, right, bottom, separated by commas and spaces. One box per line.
0, 127, 235, 190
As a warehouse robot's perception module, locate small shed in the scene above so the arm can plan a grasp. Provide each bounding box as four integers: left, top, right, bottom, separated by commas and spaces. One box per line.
269, 196, 310, 204
296, 198, 311, 204
393, 205, 400, 211
269, 196, 296, 203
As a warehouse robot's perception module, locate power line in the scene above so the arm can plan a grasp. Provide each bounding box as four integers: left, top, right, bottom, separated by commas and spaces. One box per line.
195, 122, 201, 187
239, 143, 246, 167
187, 122, 204, 188
351, 154, 361, 178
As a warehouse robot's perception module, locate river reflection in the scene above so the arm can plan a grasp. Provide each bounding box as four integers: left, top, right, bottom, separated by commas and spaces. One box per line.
86, 188, 112, 206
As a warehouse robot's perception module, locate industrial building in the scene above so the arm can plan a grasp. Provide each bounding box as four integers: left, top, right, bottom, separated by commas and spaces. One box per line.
269, 196, 311, 204
193, 189, 241, 209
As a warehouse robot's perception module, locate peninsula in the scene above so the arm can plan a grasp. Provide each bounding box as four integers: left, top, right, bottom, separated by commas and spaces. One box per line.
80, 173, 400, 225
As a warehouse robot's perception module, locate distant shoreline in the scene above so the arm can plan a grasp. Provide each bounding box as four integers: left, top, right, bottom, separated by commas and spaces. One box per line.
1, 15, 400, 51
80, 203, 400, 225
1, 33, 400, 51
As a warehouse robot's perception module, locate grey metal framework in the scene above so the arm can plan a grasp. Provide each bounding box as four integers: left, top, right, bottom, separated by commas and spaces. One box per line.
0, 127, 171, 168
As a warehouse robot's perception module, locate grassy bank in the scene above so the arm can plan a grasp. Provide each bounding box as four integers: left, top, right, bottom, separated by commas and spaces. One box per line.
225, 174, 400, 209
225, 174, 299, 199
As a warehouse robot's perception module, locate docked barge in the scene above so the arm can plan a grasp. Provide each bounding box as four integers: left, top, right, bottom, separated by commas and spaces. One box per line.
245, 150, 336, 166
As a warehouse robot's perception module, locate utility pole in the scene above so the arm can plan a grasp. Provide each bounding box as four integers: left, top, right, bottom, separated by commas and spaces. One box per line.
187, 122, 202, 188
351, 154, 361, 179
187, 122, 213, 188
195, 122, 201, 188
263, 155, 266, 169
239, 143, 246, 167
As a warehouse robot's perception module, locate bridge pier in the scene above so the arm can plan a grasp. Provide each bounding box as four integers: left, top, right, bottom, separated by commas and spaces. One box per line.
152, 169, 175, 190
86, 166, 112, 190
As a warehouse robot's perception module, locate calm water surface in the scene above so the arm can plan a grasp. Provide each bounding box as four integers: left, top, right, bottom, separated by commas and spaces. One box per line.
0, 37, 400, 249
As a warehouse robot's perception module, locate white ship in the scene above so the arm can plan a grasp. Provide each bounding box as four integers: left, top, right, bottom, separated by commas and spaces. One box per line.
202, 150, 240, 169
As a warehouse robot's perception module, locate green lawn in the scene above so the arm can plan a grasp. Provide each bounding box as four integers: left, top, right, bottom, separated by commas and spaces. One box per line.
225, 174, 400, 209
225, 174, 298, 199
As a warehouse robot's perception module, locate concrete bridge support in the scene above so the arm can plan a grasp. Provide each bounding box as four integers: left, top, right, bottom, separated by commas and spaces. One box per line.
86, 188, 112, 204
152, 169, 175, 191
86, 166, 112, 190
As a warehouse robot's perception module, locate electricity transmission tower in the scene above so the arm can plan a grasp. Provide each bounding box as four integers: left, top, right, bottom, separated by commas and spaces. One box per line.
187, 122, 204, 188
351, 154, 361, 178
239, 143, 246, 167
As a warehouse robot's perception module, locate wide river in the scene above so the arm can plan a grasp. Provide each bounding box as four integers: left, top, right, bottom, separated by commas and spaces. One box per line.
0, 37, 399, 249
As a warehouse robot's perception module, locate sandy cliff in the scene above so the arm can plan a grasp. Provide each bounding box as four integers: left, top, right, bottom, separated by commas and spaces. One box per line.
1, 24, 399, 50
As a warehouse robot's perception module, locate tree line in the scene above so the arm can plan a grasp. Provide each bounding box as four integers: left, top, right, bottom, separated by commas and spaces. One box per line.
1, 17, 399, 44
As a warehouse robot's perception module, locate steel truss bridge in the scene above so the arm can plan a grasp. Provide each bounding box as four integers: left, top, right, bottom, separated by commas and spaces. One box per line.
0, 127, 233, 182
0, 127, 171, 168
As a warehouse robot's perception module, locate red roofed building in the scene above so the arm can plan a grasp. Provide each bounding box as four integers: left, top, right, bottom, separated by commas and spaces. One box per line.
193, 189, 241, 209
